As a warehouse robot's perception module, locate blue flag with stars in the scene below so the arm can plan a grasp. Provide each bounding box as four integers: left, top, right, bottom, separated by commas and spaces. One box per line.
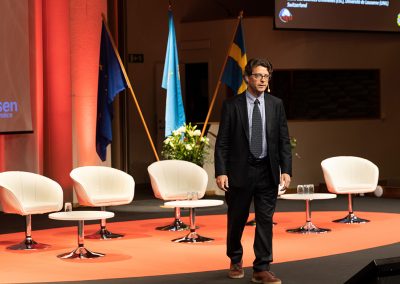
96, 22, 127, 161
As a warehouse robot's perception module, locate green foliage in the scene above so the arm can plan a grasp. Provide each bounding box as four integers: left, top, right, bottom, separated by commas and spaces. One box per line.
290, 137, 297, 150
290, 136, 301, 159
161, 123, 210, 166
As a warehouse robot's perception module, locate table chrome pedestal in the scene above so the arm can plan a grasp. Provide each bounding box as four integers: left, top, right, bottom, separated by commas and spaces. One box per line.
281, 193, 336, 234
49, 211, 114, 259
164, 199, 223, 243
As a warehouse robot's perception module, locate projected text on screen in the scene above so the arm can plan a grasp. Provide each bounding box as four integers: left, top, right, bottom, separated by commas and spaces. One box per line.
275, 0, 400, 32
0, 101, 19, 118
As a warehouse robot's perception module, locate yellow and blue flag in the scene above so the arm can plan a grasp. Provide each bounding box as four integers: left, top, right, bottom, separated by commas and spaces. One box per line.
221, 18, 247, 94
96, 22, 127, 161
162, 10, 186, 137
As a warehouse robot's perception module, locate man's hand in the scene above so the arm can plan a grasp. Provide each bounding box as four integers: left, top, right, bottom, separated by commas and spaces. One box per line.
280, 173, 291, 189
216, 175, 229, 192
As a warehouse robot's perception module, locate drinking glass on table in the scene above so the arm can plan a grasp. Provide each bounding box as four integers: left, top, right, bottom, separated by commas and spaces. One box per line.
297, 185, 304, 194
64, 202, 72, 212
303, 184, 314, 194
307, 184, 315, 194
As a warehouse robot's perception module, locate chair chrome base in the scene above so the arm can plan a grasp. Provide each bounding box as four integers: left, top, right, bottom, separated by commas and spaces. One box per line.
172, 206, 214, 243
172, 231, 213, 243
156, 218, 189, 231
86, 228, 124, 239
58, 245, 104, 259
286, 221, 331, 234
333, 213, 370, 224
245, 219, 277, 226
7, 238, 50, 250
245, 219, 256, 226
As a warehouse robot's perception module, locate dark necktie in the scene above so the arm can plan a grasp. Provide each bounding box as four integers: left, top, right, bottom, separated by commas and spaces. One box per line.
250, 99, 262, 157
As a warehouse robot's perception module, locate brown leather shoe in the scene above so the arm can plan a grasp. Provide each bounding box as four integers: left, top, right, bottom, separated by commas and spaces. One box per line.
228, 261, 244, 279
251, 270, 281, 284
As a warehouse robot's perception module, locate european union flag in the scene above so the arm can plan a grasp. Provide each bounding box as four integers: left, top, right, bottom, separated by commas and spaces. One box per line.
96, 22, 127, 161
221, 18, 247, 94
162, 10, 186, 137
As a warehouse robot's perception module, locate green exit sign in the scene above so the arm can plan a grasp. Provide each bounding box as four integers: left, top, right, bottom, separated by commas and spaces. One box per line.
128, 54, 144, 63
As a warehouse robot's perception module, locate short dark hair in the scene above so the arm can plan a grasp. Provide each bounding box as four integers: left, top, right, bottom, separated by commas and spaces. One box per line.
244, 58, 273, 78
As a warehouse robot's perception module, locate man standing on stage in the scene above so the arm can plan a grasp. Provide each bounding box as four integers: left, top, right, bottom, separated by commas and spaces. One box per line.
215, 58, 292, 284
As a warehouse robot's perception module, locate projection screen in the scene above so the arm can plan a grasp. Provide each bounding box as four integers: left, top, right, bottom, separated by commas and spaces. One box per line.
0, 0, 33, 133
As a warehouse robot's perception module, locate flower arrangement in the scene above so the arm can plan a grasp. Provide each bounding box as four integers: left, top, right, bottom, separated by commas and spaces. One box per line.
161, 123, 210, 166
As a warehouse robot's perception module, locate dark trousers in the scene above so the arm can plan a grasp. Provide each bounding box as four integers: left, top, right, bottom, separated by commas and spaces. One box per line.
225, 160, 278, 272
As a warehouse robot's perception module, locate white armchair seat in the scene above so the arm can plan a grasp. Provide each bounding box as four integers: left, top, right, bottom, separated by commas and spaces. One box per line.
163, 193, 192, 200
90, 195, 132, 205
70, 166, 135, 239
148, 160, 208, 231
0, 171, 63, 250
321, 156, 379, 223
148, 160, 208, 201
70, 166, 135, 207
335, 184, 376, 194
20, 202, 61, 214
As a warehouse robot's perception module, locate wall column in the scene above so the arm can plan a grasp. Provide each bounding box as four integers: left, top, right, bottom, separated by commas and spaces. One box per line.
70, 0, 107, 168
42, 0, 73, 201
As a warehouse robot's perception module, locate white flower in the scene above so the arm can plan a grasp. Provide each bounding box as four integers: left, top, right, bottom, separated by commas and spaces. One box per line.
185, 144, 192, 150
193, 130, 201, 136
164, 137, 170, 144
176, 126, 186, 134
200, 136, 209, 143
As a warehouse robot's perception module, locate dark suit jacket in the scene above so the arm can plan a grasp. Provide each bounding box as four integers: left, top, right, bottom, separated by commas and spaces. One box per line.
215, 92, 292, 188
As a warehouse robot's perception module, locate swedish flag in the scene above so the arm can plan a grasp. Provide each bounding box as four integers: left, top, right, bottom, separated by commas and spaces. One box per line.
221, 18, 247, 94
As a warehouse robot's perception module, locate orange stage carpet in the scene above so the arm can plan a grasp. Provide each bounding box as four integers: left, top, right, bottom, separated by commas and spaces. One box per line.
1, 211, 400, 283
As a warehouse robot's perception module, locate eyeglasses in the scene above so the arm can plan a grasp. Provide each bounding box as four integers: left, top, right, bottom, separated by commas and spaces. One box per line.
251, 73, 270, 80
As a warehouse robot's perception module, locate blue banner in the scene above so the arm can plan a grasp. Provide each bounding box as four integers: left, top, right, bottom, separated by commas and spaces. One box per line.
162, 10, 186, 137
96, 22, 127, 161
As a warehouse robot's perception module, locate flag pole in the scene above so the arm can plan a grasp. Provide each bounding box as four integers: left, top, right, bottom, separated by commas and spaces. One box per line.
200, 11, 244, 139
101, 14, 160, 161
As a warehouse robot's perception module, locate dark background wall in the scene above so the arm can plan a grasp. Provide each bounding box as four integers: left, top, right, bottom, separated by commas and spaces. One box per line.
123, 0, 400, 190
